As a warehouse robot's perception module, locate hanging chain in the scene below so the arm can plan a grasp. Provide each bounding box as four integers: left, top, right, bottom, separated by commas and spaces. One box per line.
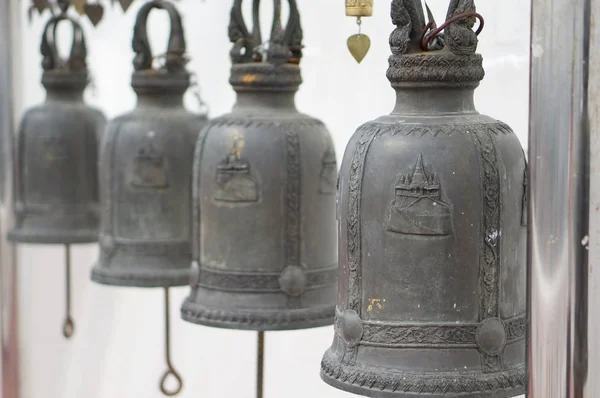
160, 288, 183, 397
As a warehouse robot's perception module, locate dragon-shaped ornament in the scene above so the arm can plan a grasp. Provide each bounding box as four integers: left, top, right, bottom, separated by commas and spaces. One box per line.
390, 0, 480, 56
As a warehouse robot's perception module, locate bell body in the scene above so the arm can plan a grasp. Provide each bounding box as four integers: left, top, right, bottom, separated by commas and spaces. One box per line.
8, 72, 105, 244
181, 64, 338, 331
91, 73, 207, 287
321, 81, 527, 397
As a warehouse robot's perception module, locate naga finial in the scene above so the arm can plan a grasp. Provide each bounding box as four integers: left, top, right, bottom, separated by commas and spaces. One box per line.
389, 0, 483, 56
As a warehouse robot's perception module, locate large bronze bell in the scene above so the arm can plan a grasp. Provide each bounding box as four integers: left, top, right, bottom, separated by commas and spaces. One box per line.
181, 0, 338, 331
92, 0, 206, 288
321, 1, 527, 397
91, 1, 206, 395
8, 13, 106, 339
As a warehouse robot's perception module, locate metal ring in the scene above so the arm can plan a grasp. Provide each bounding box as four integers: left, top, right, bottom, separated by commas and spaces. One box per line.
420, 11, 485, 52
160, 367, 183, 397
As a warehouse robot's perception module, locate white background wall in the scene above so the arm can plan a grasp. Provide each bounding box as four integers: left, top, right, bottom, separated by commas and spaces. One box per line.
14, 1, 530, 397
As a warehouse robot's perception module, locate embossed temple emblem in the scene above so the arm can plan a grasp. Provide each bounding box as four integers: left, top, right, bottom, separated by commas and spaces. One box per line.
385, 154, 452, 236
130, 140, 169, 189
213, 137, 259, 203
319, 146, 337, 195
41, 136, 68, 161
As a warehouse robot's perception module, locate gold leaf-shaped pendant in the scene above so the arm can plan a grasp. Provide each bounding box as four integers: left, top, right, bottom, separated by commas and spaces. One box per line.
347, 34, 371, 64
72, 0, 87, 15
85, 3, 104, 26
119, 0, 135, 12
32, 0, 49, 13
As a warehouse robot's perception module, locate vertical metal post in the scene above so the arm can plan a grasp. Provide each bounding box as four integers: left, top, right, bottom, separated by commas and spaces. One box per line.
528, 0, 598, 396
0, 1, 20, 398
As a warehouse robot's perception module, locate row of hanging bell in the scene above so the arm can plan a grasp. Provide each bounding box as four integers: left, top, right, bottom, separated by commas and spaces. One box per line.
321, 0, 528, 397
8, 11, 106, 339
91, 0, 206, 395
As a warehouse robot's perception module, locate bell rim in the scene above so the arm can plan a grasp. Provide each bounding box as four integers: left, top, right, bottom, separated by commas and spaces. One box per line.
320, 351, 526, 398
90, 264, 190, 288
7, 228, 98, 244
180, 298, 335, 331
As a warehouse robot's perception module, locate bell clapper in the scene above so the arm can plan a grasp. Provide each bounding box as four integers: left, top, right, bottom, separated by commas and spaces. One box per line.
346, 0, 373, 64
62, 244, 74, 339
257, 331, 265, 398
160, 287, 183, 397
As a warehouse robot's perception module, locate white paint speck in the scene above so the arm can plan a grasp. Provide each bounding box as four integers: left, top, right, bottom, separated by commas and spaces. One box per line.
582, 235, 589, 246
453, 303, 457, 308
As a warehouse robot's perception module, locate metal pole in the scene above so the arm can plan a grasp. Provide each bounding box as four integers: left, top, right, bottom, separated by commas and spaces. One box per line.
0, 0, 21, 397
528, 0, 598, 396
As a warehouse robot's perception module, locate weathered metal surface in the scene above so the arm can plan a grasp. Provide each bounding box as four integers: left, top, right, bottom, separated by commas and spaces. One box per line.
181, 0, 338, 331
320, 1, 527, 397
92, 0, 207, 288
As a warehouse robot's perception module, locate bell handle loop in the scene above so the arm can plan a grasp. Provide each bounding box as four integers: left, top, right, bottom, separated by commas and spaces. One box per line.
132, 0, 187, 72
230, 0, 302, 63
160, 288, 183, 396
41, 15, 87, 71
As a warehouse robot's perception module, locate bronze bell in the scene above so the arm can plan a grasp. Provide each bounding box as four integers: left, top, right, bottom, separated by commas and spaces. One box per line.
8, 13, 105, 339
9, 15, 104, 245
91, 1, 206, 395
92, 0, 206, 288
181, 0, 338, 331
321, 1, 527, 397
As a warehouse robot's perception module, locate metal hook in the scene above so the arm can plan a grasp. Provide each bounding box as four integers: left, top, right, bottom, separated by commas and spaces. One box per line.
62, 244, 74, 339
419, 11, 485, 52
160, 288, 183, 396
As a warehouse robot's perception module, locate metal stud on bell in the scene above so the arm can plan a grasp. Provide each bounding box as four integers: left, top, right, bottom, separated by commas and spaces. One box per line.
8, 12, 106, 339
321, 1, 527, 397
181, 0, 338, 395
91, 1, 207, 395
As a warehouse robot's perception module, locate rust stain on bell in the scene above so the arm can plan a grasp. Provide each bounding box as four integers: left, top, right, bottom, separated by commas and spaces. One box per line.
321, 1, 527, 397
242, 74, 260, 84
